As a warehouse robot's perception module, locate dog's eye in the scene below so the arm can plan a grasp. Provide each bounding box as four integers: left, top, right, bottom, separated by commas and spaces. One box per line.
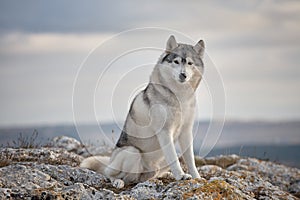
188, 62, 193, 65
174, 60, 179, 64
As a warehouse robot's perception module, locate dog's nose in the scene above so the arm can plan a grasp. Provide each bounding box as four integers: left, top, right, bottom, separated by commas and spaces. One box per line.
179, 72, 187, 81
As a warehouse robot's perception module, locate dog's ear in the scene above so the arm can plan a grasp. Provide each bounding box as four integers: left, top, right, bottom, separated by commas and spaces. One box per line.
194, 40, 205, 59
166, 35, 178, 52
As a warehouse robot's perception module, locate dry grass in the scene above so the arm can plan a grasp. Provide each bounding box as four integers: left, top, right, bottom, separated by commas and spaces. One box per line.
11, 130, 41, 149
0, 149, 13, 167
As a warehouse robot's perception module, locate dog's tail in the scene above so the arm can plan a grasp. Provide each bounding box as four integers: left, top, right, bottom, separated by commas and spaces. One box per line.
80, 146, 144, 186
80, 156, 110, 175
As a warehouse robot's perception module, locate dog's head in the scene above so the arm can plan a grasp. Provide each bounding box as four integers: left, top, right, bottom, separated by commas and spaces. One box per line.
159, 35, 205, 87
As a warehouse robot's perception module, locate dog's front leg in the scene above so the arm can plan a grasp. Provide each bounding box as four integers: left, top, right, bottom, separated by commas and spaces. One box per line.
157, 131, 192, 180
178, 131, 200, 178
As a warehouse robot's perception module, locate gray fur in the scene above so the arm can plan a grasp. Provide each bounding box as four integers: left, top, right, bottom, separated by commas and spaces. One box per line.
116, 130, 130, 148
81, 35, 205, 188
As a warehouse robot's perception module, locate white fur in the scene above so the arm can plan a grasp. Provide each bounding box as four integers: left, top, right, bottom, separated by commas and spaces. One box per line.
80, 36, 204, 188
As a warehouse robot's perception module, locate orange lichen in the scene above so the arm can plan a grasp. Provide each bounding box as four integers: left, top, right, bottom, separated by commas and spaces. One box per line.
183, 180, 243, 200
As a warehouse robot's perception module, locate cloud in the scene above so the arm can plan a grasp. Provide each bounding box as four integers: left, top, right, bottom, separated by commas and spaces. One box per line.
0, 0, 127, 33
0, 32, 112, 54
0, 1, 296, 34
0, 0, 300, 125
1, 0, 299, 51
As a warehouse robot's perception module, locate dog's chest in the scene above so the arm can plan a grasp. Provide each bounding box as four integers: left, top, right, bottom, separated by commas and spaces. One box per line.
169, 98, 195, 137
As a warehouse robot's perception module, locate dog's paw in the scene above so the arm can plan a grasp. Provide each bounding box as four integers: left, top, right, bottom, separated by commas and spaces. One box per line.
177, 173, 192, 180
112, 179, 125, 189
160, 172, 174, 179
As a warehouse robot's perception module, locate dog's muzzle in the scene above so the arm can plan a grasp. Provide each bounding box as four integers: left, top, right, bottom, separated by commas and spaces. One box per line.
179, 72, 187, 82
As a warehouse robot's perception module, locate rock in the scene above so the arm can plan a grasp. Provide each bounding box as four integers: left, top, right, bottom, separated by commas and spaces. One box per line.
0, 136, 299, 199
228, 157, 300, 198
201, 154, 241, 168
51, 136, 113, 157
0, 147, 82, 167
199, 159, 299, 199
0, 164, 55, 193
121, 180, 164, 199
0, 163, 121, 199
289, 181, 300, 198
182, 179, 252, 199
121, 178, 252, 199
194, 156, 206, 167
51, 136, 83, 152
59, 183, 118, 200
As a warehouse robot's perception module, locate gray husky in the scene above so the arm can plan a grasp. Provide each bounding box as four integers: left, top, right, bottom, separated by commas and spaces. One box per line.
81, 35, 205, 188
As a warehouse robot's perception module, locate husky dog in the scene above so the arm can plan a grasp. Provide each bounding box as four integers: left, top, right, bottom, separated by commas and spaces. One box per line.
81, 35, 205, 188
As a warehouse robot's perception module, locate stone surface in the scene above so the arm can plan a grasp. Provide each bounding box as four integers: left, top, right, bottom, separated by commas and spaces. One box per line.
51, 136, 113, 157
0, 136, 299, 199
0, 147, 82, 167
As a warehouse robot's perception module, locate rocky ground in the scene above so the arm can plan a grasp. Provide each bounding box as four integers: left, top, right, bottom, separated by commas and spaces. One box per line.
0, 136, 299, 199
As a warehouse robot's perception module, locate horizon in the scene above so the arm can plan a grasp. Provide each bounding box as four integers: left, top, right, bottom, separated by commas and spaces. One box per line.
1, 117, 300, 129
1, 119, 299, 147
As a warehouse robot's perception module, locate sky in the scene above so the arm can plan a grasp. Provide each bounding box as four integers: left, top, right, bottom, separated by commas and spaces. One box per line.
0, 0, 300, 127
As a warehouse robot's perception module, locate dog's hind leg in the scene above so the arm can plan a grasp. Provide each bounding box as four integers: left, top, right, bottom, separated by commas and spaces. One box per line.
80, 156, 110, 174
156, 160, 172, 179
104, 146, 143, 188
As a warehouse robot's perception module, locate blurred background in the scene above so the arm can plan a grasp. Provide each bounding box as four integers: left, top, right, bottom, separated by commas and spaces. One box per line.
0, 1, 299, 167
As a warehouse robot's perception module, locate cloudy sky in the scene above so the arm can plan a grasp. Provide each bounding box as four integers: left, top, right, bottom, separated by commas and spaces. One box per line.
0, 0, 300, 126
